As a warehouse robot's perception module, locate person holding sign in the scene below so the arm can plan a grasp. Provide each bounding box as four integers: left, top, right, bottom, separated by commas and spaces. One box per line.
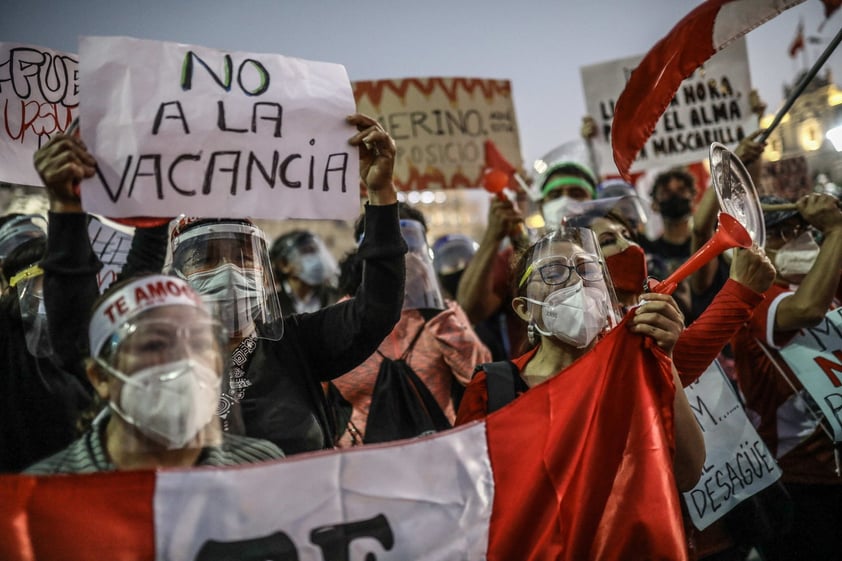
455, 226, 705, 492
29, 113, 405, 458
25, 274, 283, 474
166, 113, 406, 455
730, 192, 842, 561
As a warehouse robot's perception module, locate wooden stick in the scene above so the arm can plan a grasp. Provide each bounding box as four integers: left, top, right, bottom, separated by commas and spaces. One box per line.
760, 203, 797, 211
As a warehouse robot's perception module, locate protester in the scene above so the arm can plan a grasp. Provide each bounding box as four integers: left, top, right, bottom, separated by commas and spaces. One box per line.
268, 230, 340, 316
730, 192, 842, 561
31, 113, 406, 457
25, 274, 284, 474
455, 226, 705, 492
0, 232, 92, 472
566, 200, 775, 386
432, 232, 507, 361
330, 206, 490, 446
567, 200, 777, 560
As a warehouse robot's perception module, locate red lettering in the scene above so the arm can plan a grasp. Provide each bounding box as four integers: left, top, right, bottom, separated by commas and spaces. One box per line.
146, 281, 167, 299
134, 286, 149, 305
814, 350, 842, 387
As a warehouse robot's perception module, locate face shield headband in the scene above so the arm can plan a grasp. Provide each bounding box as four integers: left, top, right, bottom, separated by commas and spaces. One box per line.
89, 275, 209, 359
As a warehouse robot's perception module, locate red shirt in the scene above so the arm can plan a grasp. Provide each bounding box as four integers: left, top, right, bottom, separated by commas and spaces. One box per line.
731, 282, 839, 483
455, 346, 539, 425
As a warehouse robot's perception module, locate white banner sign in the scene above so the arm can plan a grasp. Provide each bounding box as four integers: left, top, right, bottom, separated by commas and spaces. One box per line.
779, 307, 842, 442
79, 36, 359, 221
682, 362, 781, 530
0, 42, 78, 186
581, 37, 756, 176
87, 216, 134, 292
155, 423, 493, 560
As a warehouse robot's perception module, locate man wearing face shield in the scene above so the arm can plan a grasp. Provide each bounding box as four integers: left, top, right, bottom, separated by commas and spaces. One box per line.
729, 193, 842, 561
330, 207, 490, 446
269, 230, 340, 316
165, 114, 406, 455
455, 226, 705, 492
25, 274, 283, 474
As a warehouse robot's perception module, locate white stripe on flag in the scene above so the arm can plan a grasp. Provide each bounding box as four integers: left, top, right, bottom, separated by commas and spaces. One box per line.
154, 422, 493, 560
713, 0, 807, 51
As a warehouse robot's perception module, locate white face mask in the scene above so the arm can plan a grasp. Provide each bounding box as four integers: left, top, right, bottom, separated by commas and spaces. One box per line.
773, 231, 820, 283
541, 196, 578, 230
187, 263, 263, 332
101, 358, 221, 449
525, 281, 609, 348
296, 253, 333, 286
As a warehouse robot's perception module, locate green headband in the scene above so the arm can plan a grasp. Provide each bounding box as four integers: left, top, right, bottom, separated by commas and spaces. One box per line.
540, 176, 596, 199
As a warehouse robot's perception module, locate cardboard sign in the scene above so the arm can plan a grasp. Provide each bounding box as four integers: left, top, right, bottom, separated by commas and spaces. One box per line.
353, 77, 523, 191
581, 37, 756, 176
79, 36, 359, 220
778, 307, 842, 442
682, 362, 782, 530
0, 42, 78, 186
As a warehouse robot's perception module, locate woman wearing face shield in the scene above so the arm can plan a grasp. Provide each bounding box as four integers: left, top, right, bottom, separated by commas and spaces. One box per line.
455, 226, 705, 491
565, 200, 776, 387
25, 274, 283, 474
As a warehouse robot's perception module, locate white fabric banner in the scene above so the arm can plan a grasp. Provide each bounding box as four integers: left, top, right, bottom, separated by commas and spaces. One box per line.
778, 307, 842, 442
580, 37, 755, 176
682, 362, 781, 530
79, 36, 359, 221
0, 42, 78, 186
154, 422, 493, 560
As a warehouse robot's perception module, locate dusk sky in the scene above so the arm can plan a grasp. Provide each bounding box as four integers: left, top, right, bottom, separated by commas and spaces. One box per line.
2, 0, 840, 170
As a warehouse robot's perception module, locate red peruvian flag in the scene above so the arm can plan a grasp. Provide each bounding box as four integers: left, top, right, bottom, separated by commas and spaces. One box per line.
0, 319, 683, 560
611, 0, 807, 180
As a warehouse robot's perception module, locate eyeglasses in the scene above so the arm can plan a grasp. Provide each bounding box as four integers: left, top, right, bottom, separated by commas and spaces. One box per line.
770, 223, 810, 243
519, 258, 603, 288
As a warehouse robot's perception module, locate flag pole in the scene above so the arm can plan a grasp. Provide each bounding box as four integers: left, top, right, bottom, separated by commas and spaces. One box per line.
758, 24, 842, 143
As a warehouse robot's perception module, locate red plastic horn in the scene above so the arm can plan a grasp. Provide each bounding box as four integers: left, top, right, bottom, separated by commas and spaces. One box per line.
650, 212, 751, 294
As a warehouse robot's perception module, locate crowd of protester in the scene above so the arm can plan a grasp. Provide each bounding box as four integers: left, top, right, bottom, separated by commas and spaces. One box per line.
2, 82, 841, 560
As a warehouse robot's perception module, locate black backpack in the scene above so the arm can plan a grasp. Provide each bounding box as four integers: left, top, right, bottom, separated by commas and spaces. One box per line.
481, 360, 529, 414
363, 325, 452, 444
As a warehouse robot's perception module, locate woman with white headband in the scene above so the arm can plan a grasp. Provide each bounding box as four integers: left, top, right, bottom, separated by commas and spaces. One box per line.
26, 274, 283, 473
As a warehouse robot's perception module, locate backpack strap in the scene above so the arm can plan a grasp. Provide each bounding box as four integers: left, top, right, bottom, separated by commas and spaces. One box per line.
482, 361, 527, 414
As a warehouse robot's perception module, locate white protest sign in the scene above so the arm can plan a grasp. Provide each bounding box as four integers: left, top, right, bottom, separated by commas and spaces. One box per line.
581, 37, 756, 176
0, 42, 78, 186
87, 215, 134, 292
682, 362, 781, 530
79, 36, 359, 220
778, 307, 842, 442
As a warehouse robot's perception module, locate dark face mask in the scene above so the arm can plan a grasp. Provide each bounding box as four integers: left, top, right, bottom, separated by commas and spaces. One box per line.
658, 196, 692, 220
438, 271, 463, 299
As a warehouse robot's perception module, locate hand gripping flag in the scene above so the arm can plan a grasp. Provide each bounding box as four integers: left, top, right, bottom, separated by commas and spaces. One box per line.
0, 316, 685, 561
611, 0, 806, 180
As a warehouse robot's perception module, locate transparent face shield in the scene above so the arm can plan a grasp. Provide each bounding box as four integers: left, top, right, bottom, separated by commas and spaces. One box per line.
11, 264, 53, 358
519, 227, 622, 347
400, 219, 445, 311
0, 214, 47, 262
169, 222, 284, 342
432, 234, 479, 276
94, 305, 227, 451
284, 235, 338, 287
